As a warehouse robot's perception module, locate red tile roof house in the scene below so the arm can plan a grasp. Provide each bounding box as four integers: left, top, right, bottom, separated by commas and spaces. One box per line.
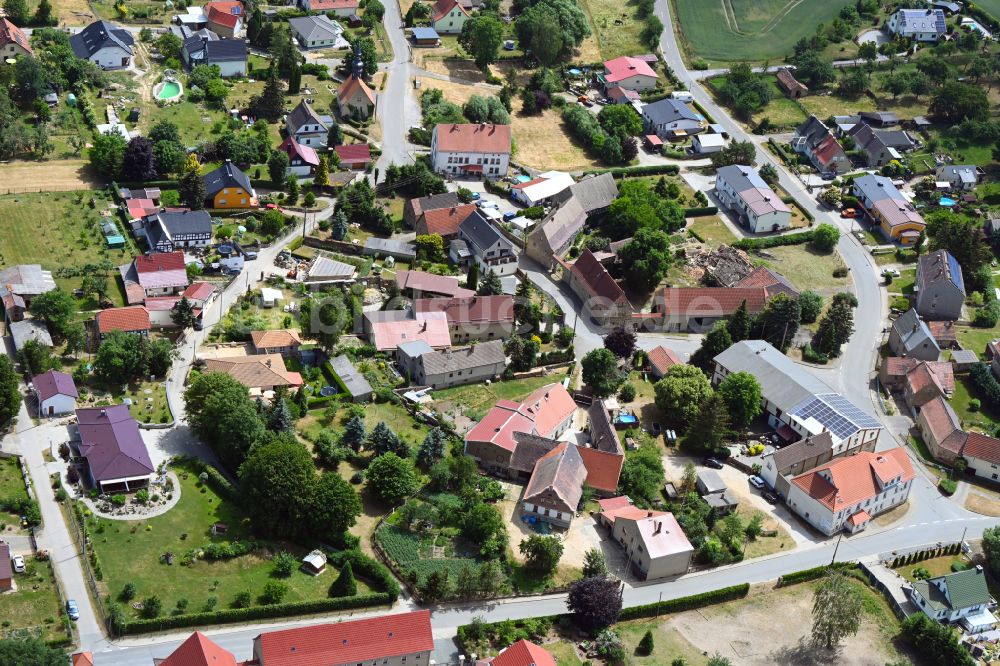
413, 203, 478, 240
647, 345, 681, 378
96, 306, 151, 340
123, 251, 190, 300
0, 541, 11, 592
279, 136, 320, 177
156, 631, 239, 666
0, 18, 33, 58
414, 294, 515, 343
34, 369, 78, 417
786, 448, 914, 535
916, 395, 967, 464
560, 249, 634, 328
251, 609, 433, 666
480, 640, 555, 666
334, 143, 372, 170
299, 0, 360, 16
903, 360, 955, 410
600, 56, 658, 92
204, 0, 244, 38
73, 405, 155, 493
464, 382, 577, 473
960, 432, 1000, 483
430, 123, 512, 177
652, 287, 769, 333
71, 652, 94, 666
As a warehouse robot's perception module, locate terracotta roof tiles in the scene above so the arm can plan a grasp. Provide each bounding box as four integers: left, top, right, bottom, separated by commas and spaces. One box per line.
97, 306, 150, 334
433, 123, 511, 154
791, 448, 914, 511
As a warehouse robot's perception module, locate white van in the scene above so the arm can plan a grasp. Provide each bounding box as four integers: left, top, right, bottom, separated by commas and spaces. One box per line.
670, 90, 694, 102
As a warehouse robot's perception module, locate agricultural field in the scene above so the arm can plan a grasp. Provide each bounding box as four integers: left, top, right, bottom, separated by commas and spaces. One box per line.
85, 460, 371, 620
0, 191, 134, 305
673, 0, 856, 64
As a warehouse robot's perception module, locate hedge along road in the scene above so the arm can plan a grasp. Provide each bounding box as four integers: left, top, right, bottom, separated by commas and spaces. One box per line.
671, 0, 855, 63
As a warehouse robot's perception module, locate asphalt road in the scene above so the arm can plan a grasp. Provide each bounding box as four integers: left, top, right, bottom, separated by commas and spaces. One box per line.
374, 0, 421, 176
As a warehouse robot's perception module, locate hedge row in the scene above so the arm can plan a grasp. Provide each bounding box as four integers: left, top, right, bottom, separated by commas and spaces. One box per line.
327, 548, 402, 599
618, 583, 750, 620
776, 562, 856, 587
767, 138, 793, 165
684, 206, 719, 217
733, 229, 815, 250
584, 164, 680, 178
120, 593, 394, 635
890, 543, 961, 568
181, 457, 240, 503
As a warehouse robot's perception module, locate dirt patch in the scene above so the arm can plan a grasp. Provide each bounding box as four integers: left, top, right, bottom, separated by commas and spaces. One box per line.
511, 103, 602, 172
966, 490, 1000, 517
415, 76, 495, 107
670, 581, 904, 665
872, 501, 911, 527
52, 0, 95, 25
0, 159, 100, 193
419, 57, 489, 83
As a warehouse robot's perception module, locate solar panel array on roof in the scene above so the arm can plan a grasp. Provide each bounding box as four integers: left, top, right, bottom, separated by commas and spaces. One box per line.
789, 393, 881, 440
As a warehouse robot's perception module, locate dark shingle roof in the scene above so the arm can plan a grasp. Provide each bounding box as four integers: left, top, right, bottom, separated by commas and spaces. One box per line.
768, 432, 834, 473
459, 211, 507, 254
203, 161, 252, 197
70, 20, 134, 59
510, 432, 560, 474
286, 99, 327, 136
204, 39, 247, 62
523, 442, 588, 512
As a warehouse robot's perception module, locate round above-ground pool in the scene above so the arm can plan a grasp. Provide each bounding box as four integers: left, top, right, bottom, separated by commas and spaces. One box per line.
319, 386, 338, 397
154, 79, 183, 101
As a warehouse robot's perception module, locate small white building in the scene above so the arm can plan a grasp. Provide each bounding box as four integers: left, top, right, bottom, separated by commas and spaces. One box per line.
714, 164, 791, 233
430, 123, 512, 177
34, 370, 78, 417
510, 171, 574, 207
70, 20, 134, 70
260, 287, 283, 308
692, 133, 726, 154
887, 8, 947, 41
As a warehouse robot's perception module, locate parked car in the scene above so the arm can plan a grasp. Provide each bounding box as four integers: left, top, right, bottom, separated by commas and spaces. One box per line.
244, 251, 258, 260
749, 475, 765, 489
66, 600, 80, 621
503, 211, 517, 221
762, 490, 779, 504
841, 208, 856, 218
469, 191, 481, 200
11, 555, 25, 573
651, 422, 662, 436
476, 200, 499, 210
702, 457, 723, 469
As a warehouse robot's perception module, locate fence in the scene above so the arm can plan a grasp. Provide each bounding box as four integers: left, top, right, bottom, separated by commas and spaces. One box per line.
65, 503, 111, 636
858, 561, 910, 621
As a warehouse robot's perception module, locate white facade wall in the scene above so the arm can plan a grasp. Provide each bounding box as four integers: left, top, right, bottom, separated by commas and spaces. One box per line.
39, 394, 75, 417
607, 74, 657, 91
88, 46, 131, 69
430, 133, 510, 177
966, 455, 1000, 483
786, 477, 912, 535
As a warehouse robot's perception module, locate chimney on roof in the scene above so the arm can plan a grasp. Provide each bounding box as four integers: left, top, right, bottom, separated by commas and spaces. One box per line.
101, 409, 106, 417
421, 320, 427, 332
653, 521, 662, 535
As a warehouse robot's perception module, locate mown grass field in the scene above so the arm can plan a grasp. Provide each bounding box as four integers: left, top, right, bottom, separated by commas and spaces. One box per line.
0, 558, 69, 643
579, 0, 649, 61
87, 460, 368, 619
431, 374, 565, 421
0, 457, 28, 533
673, 0, 855, 64
0, 192, 133, 305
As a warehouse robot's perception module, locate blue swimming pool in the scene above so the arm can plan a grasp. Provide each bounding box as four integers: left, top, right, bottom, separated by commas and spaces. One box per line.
614, 414, 638, 425
939, 197, 957, 207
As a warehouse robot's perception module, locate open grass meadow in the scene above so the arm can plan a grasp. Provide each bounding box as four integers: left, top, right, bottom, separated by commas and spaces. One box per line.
673, 0, 856, 64
578, 0, 650, 61
0, 191, 133, 305
755, 244, 852, 297
299, 399, 432, 452
709, 75, 807, 129
431, 374, 567, 422
0, 456, 29, 533
0, 558, 70, 643
86, 460, 367, 619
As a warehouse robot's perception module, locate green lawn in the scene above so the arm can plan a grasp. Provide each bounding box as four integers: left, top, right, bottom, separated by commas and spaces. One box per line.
0, 456, 29, 533
673, 0, 855, 64
116, 381, 172, 425
0, 557, 70, 643
0, 192, 134, 307
709, 75, 808, 129
431, 374, 568, 422
951, 376, 1000, 434
893, 268, 916, 296
755, 244, 852, 296
579, 0, 649, 60
955, 325, 998, 359
978, 0, 1000, 20
688, 215, 737, 247
86, 460, 366, 619
299, 400, 431, 451
894, 554, 970, 583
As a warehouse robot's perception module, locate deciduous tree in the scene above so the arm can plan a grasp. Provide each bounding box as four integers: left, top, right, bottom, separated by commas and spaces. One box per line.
582, 348, 622, 398
689, 321, 733, 374
716, 371, 762, 427
366, 452, 417, 504
654, 364, 713, 431
179, 154, 206, 210
811, 571, 862, 649
238, 438, 316, 539
618, 228, 672, 293
603, 326, 636, 358
519, 534, 563, 574
566, 575, 622, 631
460, 15, 504, 70
29, 288, 76, 338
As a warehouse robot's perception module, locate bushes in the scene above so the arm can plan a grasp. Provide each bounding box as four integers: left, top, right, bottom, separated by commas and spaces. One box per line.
119, 593, 394, 635
970, 363, 1000, 412
326, 549, 401, 599
901, 613, 975, 666
180, 457, 240, 502
939, 478, 958, 495
732, 230, 814, 250
583, 164, 679, 178
684, 206, 719, 217
202, 540, 258, 560
776, 562, 856, 587
618, 583, 750, 620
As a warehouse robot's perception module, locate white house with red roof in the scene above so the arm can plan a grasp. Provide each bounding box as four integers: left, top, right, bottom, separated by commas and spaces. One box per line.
334, 143, 372, 170
0, 18, 32, 58
280, 136, 320, 176
252, 609, 433, 666
362, 310, 453, 351
510, 171, 574, 207
647, 345, 681, 378
786, 447, 914, 535
430, 0, 470, 33
204, 0, 244, 38
33, 369, 78, 417
123, 251, 189, 301
430, 123, 512, 177
601, 56, 658, 91
298, 0, 360, 15
464, 382, 576, 473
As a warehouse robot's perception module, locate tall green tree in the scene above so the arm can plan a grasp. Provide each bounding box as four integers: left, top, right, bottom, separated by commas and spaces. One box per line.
689, 321, 733, 374
329, 560, 357, 597
341, 413, 366, 450
367, 421, 406, 457
313, 154, 329, 189
726, 300, 752, 342
366, 453, 418, 504
460, 14, 504, 70
308, 471, 362, 542
249, 65, 286, 122
618, 228, 672, 292
925, 211, 992, 291
519, 534, 563, 574
239, 439, 316, 539
0, 356, 22, 428
0, 637, 66, 665
811, 571, 863, 649
478, 269, 503, 296
29, 288, 76, 338
582, 348, 622, 398
33, 0, 54, 25
680, 393, 730, 453
89, 130, 127, 180
654, 364, 713, 431
267, 150, 289, 185
716, 371, 762, 428
811, 295, 855, 358
417, 427, 446, 468
798, 290, 823, 324
3, 0, 29, 25
179, 154, 206, 210
929, 81, 989, 123
757, 293, 801, 352
184, 372, 265, 469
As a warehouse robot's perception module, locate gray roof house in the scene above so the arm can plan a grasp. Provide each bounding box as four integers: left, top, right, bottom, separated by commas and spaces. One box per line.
406, 339, 507, 389
285, 99, 329, 148
70, 20, 134, 69
328, 354, 373, 402
305, 255, 357, 287
363, 237, 416, 261
887, 8, 946, 41
521, 442, 588, 528
713, 340, 882, 448
888, 308, 941, 362
792, 116, 851, 176
524, 196, 587, 267
142, 210, 213, 252
552, 172, 619, 216
696, 469, 727, 496
458, 211, 517, 276
848, 123, 916, 167
203, 160, 255, 202
936, 165, 980, 191
181, 36, 247, 77
915, 249, 965, 321
9, 318, 53, 351
641, 98, 704, 140
288, 14, 348, 49
714, 164, 792, 233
